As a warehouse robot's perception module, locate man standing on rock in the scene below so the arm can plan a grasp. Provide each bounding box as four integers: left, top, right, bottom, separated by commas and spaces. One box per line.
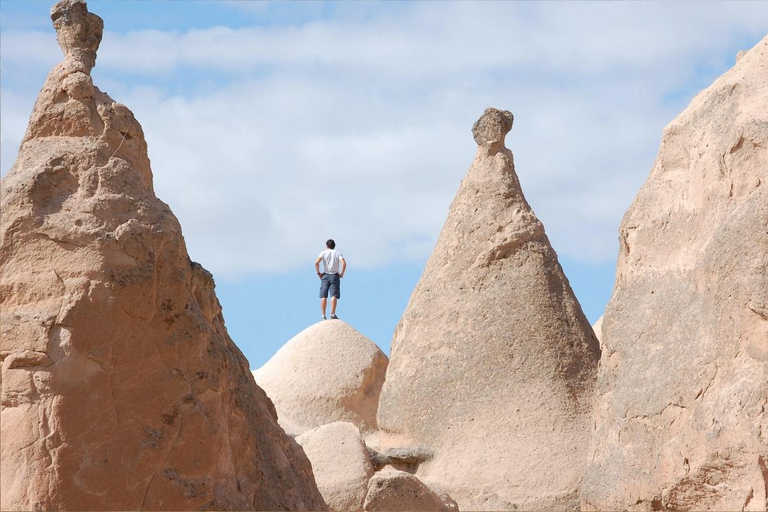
315, 239, 346, 320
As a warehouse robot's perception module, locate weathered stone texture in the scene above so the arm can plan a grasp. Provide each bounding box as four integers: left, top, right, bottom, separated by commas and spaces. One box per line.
376, 108, 600, 510
583, 36, 768, 511
253, 320, 388, 436
363, 466, 458, 512
0, 1, 326, 509
297, 422, 374, 512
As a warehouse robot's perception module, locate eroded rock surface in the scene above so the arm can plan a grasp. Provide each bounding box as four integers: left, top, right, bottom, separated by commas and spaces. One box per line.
363, 466, 458, 512
0, 1, 325, 509
297, 422, 374, 512
253, 320, 388, 436
583, 35, 768, 511
376, 108, 600, 510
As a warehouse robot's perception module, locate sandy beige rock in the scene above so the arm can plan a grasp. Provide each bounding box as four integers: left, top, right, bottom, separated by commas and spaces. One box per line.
297, 422, 374, 512
583, 35, 768, 511
592, 315, 604, 346
0, 2, 326, 510
376, 108, 600, 511
363, 466, 458, 512
253, 320, 388, 436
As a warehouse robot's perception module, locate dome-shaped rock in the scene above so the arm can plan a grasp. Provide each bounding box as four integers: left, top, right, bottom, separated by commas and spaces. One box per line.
363, 466, 458, 512
253, 320, 388, 436
296, 422, 374, 512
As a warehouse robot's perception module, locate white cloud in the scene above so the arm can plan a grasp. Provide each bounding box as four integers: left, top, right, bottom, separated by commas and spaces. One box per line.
2, 2, 767, 278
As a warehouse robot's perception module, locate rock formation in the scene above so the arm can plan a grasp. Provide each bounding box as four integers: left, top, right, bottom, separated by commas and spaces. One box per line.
0, 1, 325, 509
253, 320, 388, 436
363, 466, 458, 512
257, 321, 461, 512
582, 36, 768, 511
296, 422, 374, 512
376, 108, 601, 510
593, 315, 604, 346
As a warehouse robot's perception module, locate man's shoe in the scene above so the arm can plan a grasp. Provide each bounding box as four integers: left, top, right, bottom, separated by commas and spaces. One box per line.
330, 314, 338, 320
322, 316, 327, 321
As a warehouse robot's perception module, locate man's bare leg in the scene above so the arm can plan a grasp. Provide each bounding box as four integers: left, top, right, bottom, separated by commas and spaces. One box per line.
320, 297, 327, 318
330, 297, 338, 317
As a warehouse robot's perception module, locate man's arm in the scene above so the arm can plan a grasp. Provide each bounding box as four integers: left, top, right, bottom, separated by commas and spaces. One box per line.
315, 256, 323, 278
339, 257, 347, 278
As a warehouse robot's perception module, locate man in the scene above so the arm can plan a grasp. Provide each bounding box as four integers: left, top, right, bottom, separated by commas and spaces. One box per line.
315, 239, 346, 320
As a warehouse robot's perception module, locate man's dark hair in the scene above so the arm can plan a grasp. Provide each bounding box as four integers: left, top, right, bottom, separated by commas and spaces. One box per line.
326, 239, 336, 249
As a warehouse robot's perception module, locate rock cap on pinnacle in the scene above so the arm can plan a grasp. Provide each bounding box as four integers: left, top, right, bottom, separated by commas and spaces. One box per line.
472, 107, 514, 147
51, 0, 103, 71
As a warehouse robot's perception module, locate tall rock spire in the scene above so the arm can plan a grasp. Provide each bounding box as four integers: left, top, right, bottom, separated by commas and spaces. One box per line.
582, 35, 768, 511
0, 1, 326, 509
376, 107, 600, 511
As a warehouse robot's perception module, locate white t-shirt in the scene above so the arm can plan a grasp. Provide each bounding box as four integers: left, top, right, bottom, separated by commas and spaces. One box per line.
318, 249, 345, 274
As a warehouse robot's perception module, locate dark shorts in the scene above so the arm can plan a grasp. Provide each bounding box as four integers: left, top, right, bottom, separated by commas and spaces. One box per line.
319, 273, 341, 299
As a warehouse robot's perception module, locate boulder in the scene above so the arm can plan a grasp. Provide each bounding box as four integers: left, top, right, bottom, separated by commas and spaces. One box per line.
363, 466, 458, 512
582, 35, 768, 511
296, 422, 374, 512
376, 108, 600, 510
253, 320, 388, 436
0, 1, 326, 509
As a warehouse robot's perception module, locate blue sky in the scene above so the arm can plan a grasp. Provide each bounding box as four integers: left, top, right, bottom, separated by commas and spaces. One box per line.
2, 1, 767, 369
